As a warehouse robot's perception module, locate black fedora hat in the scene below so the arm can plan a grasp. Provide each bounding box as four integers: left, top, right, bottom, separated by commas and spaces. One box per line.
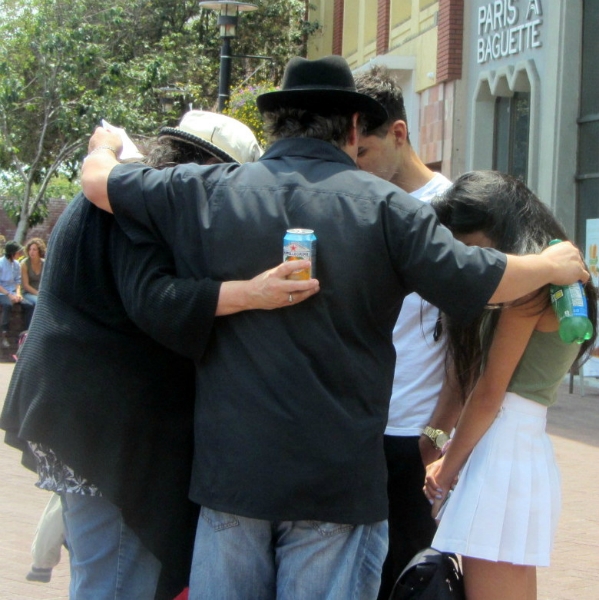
257, 55, 388, 127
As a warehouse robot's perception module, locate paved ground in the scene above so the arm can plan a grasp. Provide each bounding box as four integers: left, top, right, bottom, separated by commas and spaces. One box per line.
0, 362, 597, 599
0, 364, 69, 599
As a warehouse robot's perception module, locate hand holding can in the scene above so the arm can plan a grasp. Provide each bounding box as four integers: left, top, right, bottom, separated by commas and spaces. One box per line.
283, 229, 317, 280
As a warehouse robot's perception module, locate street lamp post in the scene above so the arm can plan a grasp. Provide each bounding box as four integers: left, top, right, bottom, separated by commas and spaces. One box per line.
156, 86, 186, 114
199, 1, 258, 112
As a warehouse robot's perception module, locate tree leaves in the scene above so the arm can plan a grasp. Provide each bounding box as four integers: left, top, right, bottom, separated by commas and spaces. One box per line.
0, 0, 318, 241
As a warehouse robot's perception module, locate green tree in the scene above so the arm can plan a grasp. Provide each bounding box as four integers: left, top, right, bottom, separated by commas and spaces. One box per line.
0, 0, 318, 242
225, 83, 277, 148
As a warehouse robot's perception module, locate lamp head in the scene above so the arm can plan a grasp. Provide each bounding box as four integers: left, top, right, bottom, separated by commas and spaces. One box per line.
199, 1, 258, 37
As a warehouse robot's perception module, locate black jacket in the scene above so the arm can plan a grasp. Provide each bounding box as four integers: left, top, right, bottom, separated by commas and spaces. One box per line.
0, 193, 220, 598
109, 139, 506, 525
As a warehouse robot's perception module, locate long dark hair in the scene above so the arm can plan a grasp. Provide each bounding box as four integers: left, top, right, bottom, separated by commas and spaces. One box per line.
135, 137, 222, 169
432, 170, 598, 398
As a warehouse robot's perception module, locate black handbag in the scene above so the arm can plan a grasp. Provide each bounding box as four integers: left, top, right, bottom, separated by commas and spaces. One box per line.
389, 547, 465, 600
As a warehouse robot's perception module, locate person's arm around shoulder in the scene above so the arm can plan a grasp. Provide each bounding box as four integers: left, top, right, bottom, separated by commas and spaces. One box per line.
489, 242, 589, 304
112, 228, 320, 359
81, 128, 123, 213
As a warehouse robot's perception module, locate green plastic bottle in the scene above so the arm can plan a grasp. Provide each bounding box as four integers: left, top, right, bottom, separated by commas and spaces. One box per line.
549, 240, 594, 344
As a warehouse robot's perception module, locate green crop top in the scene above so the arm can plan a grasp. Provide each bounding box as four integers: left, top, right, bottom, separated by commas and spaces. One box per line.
507, 329, 580, 407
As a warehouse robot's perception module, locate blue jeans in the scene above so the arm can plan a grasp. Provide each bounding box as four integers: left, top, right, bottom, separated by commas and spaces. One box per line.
189, 507, 388, 600
60, 493, 161, 600
22, 293, 37, 328
0, 294, 34, 331
23, 292, 38, 306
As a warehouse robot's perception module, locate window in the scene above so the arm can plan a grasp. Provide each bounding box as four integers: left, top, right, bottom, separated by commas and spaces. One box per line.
471, 62, 538, 188
493, 92, 530, 182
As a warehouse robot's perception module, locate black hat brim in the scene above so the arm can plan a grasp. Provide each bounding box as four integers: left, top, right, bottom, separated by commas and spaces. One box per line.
257, 89, 388, 128
158, 128, 236, 163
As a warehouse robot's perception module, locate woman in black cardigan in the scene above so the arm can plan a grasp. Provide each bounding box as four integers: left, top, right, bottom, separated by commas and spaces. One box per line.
0, 112, 318, 600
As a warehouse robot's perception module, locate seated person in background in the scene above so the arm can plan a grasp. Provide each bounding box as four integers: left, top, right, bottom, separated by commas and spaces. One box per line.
20, 237, 46, 326
0, 240, 33, 347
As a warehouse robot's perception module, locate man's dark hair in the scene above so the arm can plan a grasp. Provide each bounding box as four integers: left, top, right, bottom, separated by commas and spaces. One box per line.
262, 108, 363, 149
354, 65, 410, 141
4, 241, 22, 259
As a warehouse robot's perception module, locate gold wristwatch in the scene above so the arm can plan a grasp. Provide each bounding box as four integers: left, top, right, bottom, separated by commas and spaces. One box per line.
422, 426, 450, 451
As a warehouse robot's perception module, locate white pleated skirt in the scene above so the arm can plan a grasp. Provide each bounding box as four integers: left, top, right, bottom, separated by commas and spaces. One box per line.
432, 392, 561, 567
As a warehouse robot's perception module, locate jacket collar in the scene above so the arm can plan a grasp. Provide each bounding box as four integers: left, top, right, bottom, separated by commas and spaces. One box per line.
261, 137, 357, 169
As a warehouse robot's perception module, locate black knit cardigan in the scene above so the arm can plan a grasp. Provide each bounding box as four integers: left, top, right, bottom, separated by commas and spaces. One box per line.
0, 193, 220, 598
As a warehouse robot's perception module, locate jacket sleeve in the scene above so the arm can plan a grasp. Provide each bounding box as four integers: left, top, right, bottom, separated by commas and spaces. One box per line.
109, 222, 220, 361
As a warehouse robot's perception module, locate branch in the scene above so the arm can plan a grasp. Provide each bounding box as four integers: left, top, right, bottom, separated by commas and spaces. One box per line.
29, 63, 60, 174
0, 108, 28, 185
33, 138, 86, 205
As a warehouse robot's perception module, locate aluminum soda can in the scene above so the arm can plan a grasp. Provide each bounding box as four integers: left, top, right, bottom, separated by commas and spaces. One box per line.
283, 228, 317, 280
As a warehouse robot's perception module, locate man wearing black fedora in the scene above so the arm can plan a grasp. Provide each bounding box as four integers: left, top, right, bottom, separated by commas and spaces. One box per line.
81, 55, 588, 599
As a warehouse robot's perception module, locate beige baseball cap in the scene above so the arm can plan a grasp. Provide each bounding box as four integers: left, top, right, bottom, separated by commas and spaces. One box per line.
159, 110, 263, 164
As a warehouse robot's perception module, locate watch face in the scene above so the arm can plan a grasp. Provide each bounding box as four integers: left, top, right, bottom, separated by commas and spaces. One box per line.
435, 432, 450, 449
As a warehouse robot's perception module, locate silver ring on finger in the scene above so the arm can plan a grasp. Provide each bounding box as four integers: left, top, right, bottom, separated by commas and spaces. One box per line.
288, 294, 293, 303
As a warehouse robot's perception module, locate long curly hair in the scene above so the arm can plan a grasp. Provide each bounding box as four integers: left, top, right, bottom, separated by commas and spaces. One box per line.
25, 237, 46, 258
432, 170, 598, 398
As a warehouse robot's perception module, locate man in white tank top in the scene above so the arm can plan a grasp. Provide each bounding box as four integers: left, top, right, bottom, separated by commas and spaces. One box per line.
355, 66, 460, 599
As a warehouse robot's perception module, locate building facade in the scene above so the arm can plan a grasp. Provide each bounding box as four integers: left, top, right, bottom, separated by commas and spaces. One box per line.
307, 0, 598, 257
308, 0, 465, 176
463, 0, 596, 250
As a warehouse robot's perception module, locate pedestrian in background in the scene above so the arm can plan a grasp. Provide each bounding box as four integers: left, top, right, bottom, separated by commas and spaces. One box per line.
20, 237, 46, 329
0, 241, 33, 348
26, 492, 65, 583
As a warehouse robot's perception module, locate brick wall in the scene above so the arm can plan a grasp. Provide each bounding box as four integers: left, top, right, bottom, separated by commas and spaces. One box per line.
377, 0, 391, 55
419, 83, 447, 167
333, 0, 345, 55
436, 0, 464, 82
0, 197, 68, 246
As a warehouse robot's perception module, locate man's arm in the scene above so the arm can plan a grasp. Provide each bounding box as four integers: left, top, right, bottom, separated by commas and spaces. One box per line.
81, 128, 123, 213
488, 243, 589, 304
419, 363, 462, 467
216, 261, 320, 315
110, 230, 219, 359
111, 229, 320, 360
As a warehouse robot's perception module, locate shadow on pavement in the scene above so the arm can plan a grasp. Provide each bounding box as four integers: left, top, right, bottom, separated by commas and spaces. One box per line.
548, 381, 599, 448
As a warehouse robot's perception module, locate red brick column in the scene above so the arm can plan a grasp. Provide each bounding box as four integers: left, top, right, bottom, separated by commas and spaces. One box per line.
376, 0, 391, 55
437, 0, 464, 82
333, 0, 345, 55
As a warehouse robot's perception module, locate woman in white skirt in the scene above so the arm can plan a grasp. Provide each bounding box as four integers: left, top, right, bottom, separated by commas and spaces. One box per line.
424, 171, 597, 600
